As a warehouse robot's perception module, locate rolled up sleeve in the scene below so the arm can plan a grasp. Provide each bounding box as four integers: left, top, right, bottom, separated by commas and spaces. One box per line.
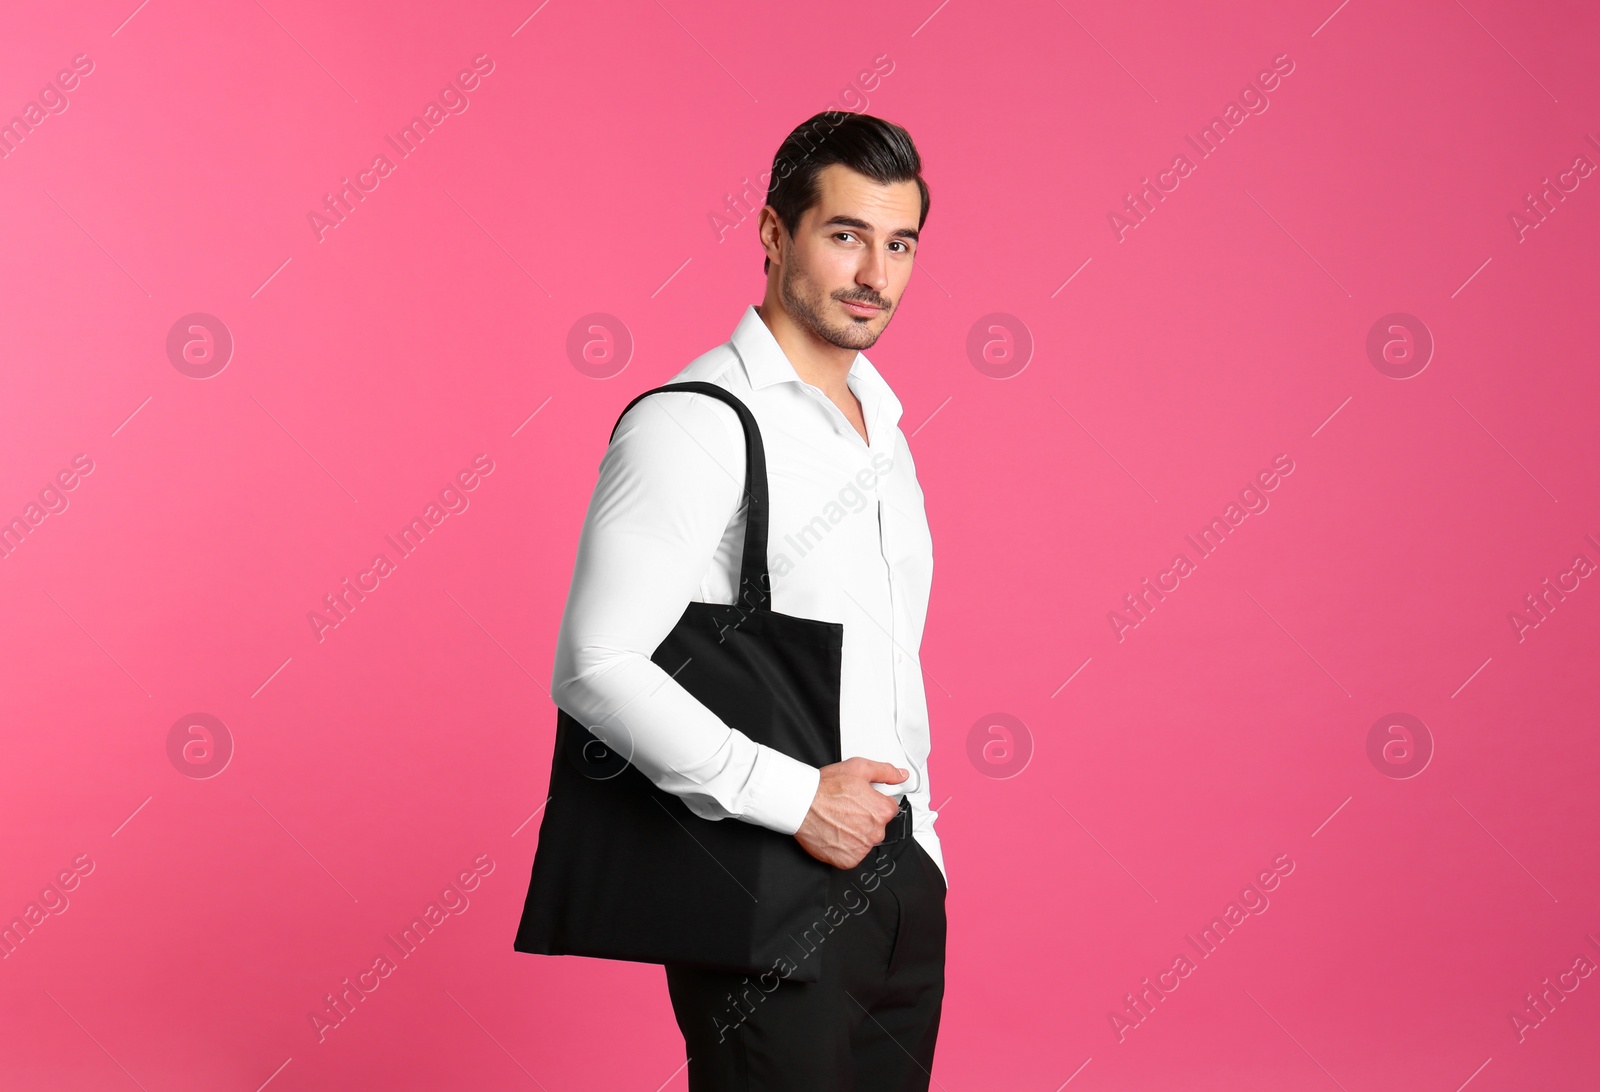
549, 390, 821, 836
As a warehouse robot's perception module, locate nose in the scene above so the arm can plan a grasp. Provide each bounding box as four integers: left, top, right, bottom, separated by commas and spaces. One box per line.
858, 248, 889, 296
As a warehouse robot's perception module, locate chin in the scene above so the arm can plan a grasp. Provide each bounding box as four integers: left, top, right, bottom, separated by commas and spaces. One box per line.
832, 326, 880, 351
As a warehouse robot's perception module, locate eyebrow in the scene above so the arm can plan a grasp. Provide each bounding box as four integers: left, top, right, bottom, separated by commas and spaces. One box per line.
821, 215, 919, 243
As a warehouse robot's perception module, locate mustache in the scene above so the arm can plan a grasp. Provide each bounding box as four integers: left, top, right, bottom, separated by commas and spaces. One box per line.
837, 293, 890, 309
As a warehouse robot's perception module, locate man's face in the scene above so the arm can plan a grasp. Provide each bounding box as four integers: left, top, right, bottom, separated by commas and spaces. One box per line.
772, 163, 921, 352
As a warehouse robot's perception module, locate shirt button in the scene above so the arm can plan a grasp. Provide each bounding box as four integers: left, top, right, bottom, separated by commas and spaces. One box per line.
895, 652, 904, 664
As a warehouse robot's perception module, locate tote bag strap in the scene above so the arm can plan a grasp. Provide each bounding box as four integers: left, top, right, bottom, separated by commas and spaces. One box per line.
609, 382, 771, 613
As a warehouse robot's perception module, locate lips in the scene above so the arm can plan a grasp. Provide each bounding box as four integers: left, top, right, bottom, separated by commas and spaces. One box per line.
841, 299, 883, 316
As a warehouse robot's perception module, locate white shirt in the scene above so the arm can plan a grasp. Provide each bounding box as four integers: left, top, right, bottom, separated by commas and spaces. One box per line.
550, 304, 945, 886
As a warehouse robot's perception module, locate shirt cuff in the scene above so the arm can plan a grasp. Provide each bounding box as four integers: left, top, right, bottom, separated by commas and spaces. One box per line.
740, 745, 822, 836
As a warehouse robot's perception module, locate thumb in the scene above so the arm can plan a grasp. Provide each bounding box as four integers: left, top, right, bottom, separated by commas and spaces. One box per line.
860, 759, 909, 783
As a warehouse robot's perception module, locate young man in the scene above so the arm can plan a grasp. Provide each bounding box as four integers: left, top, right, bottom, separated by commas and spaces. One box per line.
550, 111, 945, 1090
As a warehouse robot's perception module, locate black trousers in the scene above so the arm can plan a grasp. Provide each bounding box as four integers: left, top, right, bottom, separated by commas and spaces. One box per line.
664, 828, 947, 1091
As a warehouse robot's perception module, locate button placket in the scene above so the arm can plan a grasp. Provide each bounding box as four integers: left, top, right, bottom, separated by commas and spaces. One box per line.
876, 496, 907, 757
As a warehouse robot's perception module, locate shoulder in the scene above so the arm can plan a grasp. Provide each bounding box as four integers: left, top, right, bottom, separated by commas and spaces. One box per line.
609, 354, 750, 473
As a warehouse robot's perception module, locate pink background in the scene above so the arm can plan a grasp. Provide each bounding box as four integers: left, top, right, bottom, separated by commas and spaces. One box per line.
3, 0, 1599, 1088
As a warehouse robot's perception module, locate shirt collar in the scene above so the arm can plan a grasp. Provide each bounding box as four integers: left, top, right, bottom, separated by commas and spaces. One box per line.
730, 304, 904, 446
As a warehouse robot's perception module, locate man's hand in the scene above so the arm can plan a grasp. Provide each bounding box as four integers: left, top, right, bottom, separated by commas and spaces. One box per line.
794, 757, 908, 869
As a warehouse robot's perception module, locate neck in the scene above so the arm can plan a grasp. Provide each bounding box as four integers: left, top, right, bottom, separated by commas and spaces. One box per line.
754, 301, 856, 398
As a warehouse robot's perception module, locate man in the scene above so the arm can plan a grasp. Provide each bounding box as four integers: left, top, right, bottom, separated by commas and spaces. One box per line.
550, 111, 945, 1090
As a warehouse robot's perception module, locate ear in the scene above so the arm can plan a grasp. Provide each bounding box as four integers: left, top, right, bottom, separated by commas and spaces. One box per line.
758, 206, 787, 266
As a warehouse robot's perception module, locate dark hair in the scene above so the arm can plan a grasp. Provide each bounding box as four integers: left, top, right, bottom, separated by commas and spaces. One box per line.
762, 111, 929, 274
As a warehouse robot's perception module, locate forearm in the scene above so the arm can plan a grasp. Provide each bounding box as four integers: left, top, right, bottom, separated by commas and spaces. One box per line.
553, 649, 821, 833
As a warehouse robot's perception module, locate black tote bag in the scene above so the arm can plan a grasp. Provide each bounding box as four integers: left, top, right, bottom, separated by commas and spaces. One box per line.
513, 381, 843, 982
